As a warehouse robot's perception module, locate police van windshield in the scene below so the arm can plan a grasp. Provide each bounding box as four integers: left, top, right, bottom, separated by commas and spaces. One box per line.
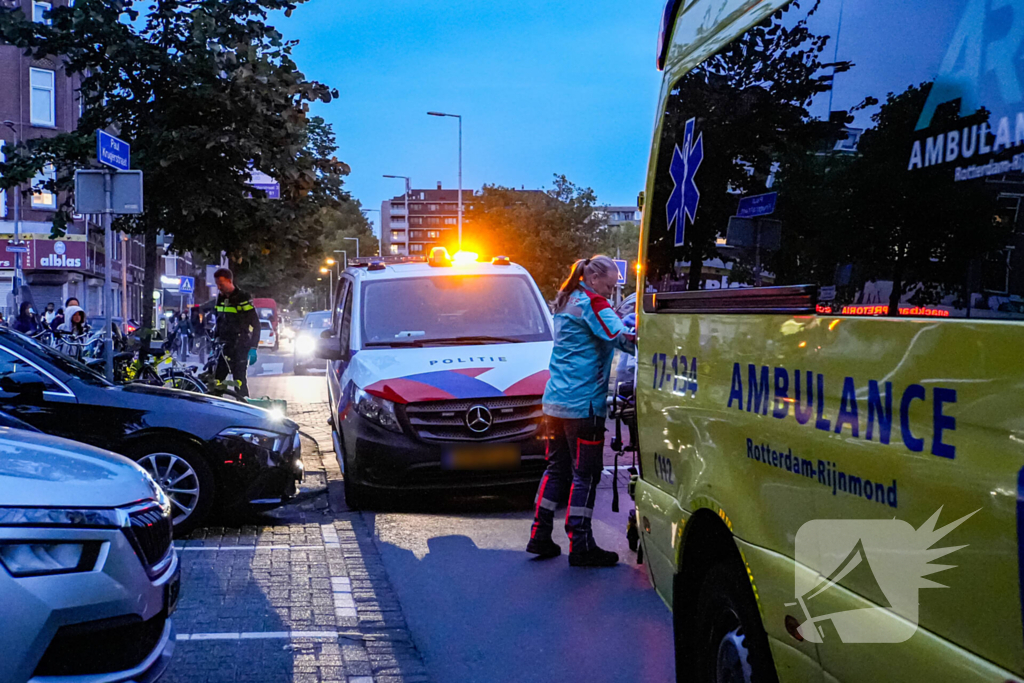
361, 275, 552, 346
645, 0, 1024, 320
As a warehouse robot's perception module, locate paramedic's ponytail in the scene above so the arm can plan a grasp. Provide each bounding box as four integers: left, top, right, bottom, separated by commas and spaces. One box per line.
553, 259, 589, 312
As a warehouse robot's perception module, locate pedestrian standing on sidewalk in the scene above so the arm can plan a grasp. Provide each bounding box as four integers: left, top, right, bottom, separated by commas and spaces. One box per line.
212, 268, 260, 398
527, 255, 635, 567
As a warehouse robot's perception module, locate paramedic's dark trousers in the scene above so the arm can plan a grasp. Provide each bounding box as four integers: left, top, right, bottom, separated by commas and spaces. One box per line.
215, 347, 250, 398
530, 415, 605, 553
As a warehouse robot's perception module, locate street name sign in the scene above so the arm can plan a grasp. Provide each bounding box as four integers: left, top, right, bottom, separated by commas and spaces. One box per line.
97, 131, 130, 171
6, 241, 27, 253
737, 192, 778, 218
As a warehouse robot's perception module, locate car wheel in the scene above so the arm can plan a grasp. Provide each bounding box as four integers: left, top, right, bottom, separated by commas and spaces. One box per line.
340, 434, 373, 510
678, 560, 779, 683
133, 442, 215, 537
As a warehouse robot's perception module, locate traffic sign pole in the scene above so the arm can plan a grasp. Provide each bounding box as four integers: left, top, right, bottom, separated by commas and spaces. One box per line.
103, 171, 114, 382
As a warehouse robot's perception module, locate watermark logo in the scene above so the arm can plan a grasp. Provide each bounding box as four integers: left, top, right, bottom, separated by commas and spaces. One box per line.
789, 507, 978, 643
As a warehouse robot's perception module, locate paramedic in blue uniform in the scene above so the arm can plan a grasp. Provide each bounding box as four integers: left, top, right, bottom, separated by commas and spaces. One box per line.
527, 255, 635, 567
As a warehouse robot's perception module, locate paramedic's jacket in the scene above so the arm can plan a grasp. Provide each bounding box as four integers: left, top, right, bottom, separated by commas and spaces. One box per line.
543, 284, 636, 419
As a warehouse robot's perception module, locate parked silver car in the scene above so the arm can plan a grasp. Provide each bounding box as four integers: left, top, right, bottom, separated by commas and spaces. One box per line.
0, 426, 179, 683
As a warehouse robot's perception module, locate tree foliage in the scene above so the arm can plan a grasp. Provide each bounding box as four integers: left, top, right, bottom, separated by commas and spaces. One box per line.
0, 0, 348, 328
467, 175, 606, 299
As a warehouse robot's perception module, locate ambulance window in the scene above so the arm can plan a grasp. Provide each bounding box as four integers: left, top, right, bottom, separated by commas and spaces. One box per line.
644, 0, 1024, 320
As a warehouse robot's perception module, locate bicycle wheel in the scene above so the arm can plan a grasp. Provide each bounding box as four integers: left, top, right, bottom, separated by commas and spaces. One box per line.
162, 372, 206, 393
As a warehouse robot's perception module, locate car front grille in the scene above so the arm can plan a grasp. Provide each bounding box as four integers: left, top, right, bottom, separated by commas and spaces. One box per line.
32, 611, 167, 677
403, 395, 543, 442
122, 502, 173, 578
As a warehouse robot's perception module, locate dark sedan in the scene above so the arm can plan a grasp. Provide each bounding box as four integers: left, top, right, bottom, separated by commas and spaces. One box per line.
0, 329, 303, 535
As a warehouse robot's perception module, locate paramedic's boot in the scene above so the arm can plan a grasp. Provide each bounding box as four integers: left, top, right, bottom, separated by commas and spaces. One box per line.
526, 538, 562, 559
569, 545, 618, 567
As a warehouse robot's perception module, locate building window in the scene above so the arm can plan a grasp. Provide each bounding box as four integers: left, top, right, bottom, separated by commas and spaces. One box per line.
33, 1, 51, 24
444, 217, 456, 225
427, 216, 440, 225
31, 164, 56, 210
410, 230, 424, 239
390, 216, 405, 225
389, 244, 400, 255
409, 244, 424, 254
390, 203, 405, 211
390, 230, 404, 241
427, 230, 441, 239
409, 216, 423, 225
410, 203, 423, 211
30, 68, 55, 127
427, 203, 439, 211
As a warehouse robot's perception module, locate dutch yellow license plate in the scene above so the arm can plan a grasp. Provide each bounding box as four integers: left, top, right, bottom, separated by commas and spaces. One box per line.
443, 444, 521, 470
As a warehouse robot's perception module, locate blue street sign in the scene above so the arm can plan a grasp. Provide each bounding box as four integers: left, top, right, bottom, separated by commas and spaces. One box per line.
613, 259, 628, 286
96, 131, 130, 171
737, 192, 777, 218
178, 276, 195, 294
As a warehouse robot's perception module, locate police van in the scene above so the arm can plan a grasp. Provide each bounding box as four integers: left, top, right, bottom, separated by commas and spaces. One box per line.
315, 250, 554, 508
633, 0, 1024, 681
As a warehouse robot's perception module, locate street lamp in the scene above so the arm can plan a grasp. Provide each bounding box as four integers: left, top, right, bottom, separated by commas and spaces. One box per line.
427, 112, 463, 250
320, 266, 333, 310
344, 237, 360, 260
333, 250, 347, 271
2, 120, 22, 311
383, 175, 411, 256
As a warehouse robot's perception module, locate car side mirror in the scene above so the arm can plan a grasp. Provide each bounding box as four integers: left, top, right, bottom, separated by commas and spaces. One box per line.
0, 372, 46, 399
315, 332, 344, 361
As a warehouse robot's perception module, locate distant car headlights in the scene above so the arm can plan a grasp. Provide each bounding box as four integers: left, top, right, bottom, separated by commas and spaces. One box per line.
0, 541, 102, 577
295, 335, 316, 357
353, 387, 402, 433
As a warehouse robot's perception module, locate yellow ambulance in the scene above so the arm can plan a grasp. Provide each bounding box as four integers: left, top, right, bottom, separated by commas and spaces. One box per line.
633, 0, 1024, 680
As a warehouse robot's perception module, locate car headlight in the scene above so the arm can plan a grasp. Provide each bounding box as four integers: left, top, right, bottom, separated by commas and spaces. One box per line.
353, 387, 402, 433
218, 427, 289, 452
0, 542, 101, 577
295, 335, 316, 357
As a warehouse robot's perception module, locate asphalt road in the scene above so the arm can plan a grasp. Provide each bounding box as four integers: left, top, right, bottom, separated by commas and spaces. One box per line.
248, 354, 675, 683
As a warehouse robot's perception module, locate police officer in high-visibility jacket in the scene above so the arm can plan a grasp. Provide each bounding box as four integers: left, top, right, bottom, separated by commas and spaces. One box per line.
212, 268, 261, 397
527, 255, 636, 567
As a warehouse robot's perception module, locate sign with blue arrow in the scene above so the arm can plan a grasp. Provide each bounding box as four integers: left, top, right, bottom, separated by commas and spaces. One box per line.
613, 259, 628, 285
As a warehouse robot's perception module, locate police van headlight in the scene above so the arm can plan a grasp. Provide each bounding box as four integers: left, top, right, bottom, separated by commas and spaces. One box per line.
353, 387, 401, 433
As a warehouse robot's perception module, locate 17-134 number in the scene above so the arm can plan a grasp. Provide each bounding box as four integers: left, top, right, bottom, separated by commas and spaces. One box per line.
651, 353, 698, 396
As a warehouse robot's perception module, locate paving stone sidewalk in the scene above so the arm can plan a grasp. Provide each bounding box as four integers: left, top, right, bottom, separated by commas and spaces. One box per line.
162, 403, 430, 683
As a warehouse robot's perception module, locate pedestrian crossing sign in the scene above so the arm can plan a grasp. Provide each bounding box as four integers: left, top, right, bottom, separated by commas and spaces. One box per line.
178, 276, 195, 294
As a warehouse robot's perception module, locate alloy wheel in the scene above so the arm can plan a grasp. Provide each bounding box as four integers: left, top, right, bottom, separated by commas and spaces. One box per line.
138, 452, 201, 526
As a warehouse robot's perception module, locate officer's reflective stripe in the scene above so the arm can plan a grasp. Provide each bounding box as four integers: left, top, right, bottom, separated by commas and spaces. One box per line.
567, 506, 594, 519
238, 302, 255, 311
537, 498, 557, 511
216, 306, 240, 313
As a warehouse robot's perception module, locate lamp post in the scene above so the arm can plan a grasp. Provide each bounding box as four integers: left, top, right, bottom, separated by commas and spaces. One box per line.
320, 266, 332, 310
344, 237, 360, 260
333, 250, 347, 271
383, 175, 411, 255
427, 112, 462, 250
2, 120, 21, 312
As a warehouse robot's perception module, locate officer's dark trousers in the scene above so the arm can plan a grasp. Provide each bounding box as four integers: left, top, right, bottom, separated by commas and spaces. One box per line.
530, 415, 605, 553
215, 348, 250, 397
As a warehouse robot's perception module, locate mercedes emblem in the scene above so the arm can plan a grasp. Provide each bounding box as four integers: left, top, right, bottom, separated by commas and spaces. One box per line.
465, 405, 493, 434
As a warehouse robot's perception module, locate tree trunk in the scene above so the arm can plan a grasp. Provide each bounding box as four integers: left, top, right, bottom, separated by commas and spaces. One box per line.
687, 255, 704, 291
140, 223, 159, 353
887, 255, 903, 317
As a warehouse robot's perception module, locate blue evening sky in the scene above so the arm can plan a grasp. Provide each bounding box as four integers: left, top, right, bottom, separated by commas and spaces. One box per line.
281, 1, 667, 233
